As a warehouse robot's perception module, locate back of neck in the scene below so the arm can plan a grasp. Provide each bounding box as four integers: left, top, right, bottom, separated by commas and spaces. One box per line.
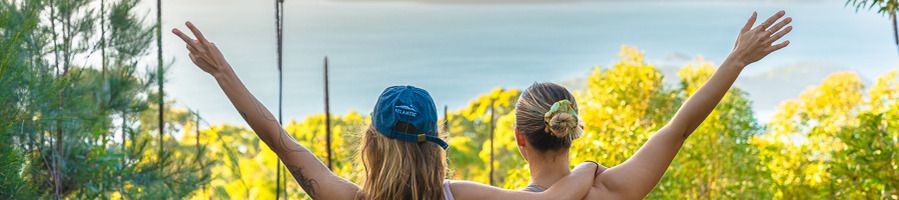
527, 151, 571, 189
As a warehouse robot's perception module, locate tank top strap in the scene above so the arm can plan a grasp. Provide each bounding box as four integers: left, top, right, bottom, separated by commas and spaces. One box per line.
522, 185, 547, 192
443, 180, 455, 200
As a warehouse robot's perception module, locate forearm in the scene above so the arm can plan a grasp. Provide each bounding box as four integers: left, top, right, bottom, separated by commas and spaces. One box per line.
213, 68, 353, 199
593, 11, 791, 199
598, 126, 686, 199
596, 57, 747, 199
666, 56, 745, 137
213, 69, 285, 147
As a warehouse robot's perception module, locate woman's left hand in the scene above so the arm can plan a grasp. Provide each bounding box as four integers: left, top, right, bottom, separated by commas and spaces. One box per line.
729, 10, 793, 67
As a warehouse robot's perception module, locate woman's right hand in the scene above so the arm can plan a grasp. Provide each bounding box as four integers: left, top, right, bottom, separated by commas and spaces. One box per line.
729, 11, 793, 67
173, 22, 234, 78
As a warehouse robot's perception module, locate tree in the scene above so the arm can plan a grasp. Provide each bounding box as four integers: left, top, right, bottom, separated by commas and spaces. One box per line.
847, 0, 899, 56
444, 88, 520, 184
575, 46, 680, 168
751, 70, 898, 199
830, 70, 898, 198
0, 1, 41, 198
1, 0, 208, 198
652, 60, 770, 199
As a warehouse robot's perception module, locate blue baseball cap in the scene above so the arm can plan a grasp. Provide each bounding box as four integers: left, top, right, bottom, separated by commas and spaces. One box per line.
371, 86, 449, 149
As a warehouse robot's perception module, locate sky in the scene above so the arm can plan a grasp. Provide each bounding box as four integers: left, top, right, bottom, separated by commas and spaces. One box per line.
135, 0, 897, 125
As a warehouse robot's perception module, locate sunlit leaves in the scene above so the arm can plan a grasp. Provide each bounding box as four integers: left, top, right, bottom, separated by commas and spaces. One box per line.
577, 45, 674, 167
752, 71, 898, 199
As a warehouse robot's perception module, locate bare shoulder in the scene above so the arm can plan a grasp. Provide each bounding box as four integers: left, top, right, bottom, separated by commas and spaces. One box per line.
585, 164, 629, 200
590, 162, 609, 187
596, 163, 609, 175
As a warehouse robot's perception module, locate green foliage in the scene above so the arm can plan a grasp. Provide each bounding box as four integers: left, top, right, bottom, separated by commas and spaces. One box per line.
1, 0, 208, 199
180, 113, 367, 199
576, 46, 679, 167
446, 88, 520, 184
753, 71, 899, 199
651, 61, 770, 199
846, 0, 899, 15
3, 1, 897, 198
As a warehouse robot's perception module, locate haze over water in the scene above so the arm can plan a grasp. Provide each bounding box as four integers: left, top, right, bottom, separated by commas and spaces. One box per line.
149, 0, 897, 125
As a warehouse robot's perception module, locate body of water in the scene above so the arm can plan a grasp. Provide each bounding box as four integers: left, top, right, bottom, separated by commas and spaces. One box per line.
150, 0, 897, 125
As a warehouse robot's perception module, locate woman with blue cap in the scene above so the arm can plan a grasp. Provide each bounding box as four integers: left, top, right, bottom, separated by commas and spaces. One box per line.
173, 22, 599, 200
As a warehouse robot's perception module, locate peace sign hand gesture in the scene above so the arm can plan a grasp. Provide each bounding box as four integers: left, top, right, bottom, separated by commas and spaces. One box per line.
730, 10, 793, 67
173, 22, 233, 78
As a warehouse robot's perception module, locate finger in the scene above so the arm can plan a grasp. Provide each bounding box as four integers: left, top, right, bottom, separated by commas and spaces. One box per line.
172, 28, 197, 46
186, 21, 211, 45
766, 26, 792, 44
187, 44, 201, 54
766, 40, 790, 52
755, 10, 785, 31
766, 17, 792, 36
741, 11, 758, 33
185, 39, 206, 52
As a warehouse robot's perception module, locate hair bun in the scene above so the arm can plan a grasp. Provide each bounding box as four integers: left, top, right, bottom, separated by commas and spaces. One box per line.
543, 100, 583, 140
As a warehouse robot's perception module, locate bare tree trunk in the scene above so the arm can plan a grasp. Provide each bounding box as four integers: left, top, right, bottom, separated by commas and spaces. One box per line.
121, 112, 126, 196
101, 0, 105, 72
48, 1, 61, 198
892, 13, 898, 57
157, 0, 165, 157
62, 0, 71, 75
50, 0, 59, 76
100, 0, 107, 84
196, 111, 200, 158
324, 56, 333, 170
275, 0, 285, 198
55, 1, 78, 195
443, 105, 449, 134
488, 99, 495, 186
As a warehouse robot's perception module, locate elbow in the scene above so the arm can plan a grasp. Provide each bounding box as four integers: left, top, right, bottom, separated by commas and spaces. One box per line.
659, 124, 690, 139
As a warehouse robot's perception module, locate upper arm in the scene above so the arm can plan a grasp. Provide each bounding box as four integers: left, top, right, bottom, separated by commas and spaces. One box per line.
592, 125, 686, 199
273, 129, 360, 200
448, 181, 526, 200
240, 106, 360, 199
210, 53, 360, 199
228, 88, 360, 199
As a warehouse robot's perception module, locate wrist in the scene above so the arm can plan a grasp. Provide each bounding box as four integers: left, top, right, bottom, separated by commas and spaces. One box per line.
212, 64, 236, 80
722, 55, 748, 70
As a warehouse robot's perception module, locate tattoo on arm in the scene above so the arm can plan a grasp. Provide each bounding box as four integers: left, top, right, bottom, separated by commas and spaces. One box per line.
239, 111, 249, 121
288, 165, 319, 199
279, 129, 308, 153
239, 96, 308, 153
238, 95, 323, 198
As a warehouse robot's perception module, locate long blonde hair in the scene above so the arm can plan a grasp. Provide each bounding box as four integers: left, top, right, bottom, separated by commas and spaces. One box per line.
360, 126, 446, 200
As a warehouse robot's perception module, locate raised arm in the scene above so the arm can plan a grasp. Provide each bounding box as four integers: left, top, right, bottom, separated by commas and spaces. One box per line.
172, 22, 360, 200
592, 11, 792, 199
450, 162, 599, 200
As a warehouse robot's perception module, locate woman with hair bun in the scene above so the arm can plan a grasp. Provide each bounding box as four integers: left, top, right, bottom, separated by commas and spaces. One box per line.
513, 11, 793, 199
